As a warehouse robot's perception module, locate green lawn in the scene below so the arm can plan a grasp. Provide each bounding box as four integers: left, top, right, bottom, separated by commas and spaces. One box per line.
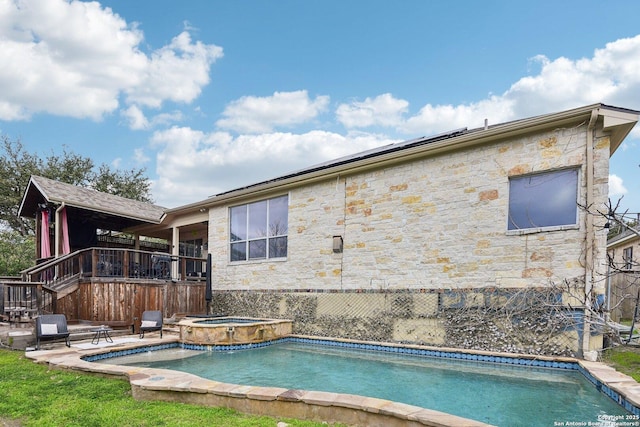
603, 345, 640, 382
0, 348, 339, 427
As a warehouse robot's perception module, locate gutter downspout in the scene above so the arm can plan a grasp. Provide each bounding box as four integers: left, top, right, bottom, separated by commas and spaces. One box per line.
582, 109, 599, 358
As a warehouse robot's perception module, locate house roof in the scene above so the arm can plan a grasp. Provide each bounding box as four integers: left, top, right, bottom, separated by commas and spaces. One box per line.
607, 226, 640, 248
165, 103, 640, 216
18, 175, 166, 231
18, 103, 639, 236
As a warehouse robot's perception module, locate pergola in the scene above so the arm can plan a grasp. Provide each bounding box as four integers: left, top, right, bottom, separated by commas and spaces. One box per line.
18, 176, 169, 260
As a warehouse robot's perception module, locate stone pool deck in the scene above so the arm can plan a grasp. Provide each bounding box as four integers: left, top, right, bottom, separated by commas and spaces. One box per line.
22, 335, 640, 427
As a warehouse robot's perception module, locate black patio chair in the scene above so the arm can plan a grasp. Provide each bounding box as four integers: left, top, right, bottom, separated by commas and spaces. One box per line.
36, 314, 70, 350
139, 310, 163, 338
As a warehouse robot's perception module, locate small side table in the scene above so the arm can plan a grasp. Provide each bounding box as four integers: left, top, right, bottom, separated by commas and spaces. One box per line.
91, 326, 113, 345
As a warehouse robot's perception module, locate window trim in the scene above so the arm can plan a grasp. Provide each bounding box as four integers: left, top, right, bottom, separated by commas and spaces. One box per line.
228, 194, 289, 263
506, 167, 580, 235
623, 246, 634, 270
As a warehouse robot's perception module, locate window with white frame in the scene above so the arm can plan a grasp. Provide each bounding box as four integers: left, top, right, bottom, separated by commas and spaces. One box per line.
508, 168, 579, 231
229, 195, 288, 262
623, 246, 633, 270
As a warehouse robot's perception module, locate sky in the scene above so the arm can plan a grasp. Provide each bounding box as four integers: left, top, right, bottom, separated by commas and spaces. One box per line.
1, 0, 640, 216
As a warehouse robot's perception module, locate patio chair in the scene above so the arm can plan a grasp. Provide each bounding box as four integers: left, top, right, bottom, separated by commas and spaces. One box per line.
139, 310, 163, 338
36, 314, 70, 350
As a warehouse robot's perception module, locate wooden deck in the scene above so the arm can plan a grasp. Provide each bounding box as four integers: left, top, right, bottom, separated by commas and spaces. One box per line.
1, 247, 209, 331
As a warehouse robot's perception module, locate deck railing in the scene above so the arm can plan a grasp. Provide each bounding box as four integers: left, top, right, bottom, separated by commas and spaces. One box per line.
24, 247, 207, 289
1, 281, 56, 321
0, 248, 206, 322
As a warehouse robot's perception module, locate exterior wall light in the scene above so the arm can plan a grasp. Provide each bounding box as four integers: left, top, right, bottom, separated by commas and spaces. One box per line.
333, 235, 343, 253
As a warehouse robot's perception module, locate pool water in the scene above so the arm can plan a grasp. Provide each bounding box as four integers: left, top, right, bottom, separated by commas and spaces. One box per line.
108, 342, 628, 426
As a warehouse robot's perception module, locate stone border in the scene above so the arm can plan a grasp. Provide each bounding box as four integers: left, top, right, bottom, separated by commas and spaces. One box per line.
178, 317, 293, 346
24, 335, 640, 426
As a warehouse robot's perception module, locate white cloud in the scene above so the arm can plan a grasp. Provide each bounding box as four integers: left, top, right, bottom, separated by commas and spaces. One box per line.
354, 35, 640, 137
401, 96, 516, 135
125, 31, 223, 108
336, 93, 408, 128
502, 35, 640, 119
0, 0, 222, 121
150, 126, 398, 207
151, 110, 184, 127
133, 148, 150, 165
121, 105, 149, 130
150, 33, 640, 208
121, 105, 184, 130
215, 90, 330, 134
609, 174, 628, 198
7, 0, 637, 213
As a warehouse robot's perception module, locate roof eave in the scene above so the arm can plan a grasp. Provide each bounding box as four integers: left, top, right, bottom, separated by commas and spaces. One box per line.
17, 176, 39, 218
169, 104, 633, 212
600, 107, 640, 155
18, 176, 164, 225
607, 233, 638, 248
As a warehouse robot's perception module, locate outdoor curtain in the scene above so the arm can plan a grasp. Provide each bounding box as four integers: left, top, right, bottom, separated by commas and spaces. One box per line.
60, 206, 70, 255
40, 210, 50, 258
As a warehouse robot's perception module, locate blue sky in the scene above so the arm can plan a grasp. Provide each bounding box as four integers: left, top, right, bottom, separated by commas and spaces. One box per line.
1, 0, 640, 217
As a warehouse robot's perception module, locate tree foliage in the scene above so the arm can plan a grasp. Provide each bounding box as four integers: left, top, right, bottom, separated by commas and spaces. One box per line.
602, 198, 639, 243
0, 229, 35, 276
90, 164, 153, 203
0, 136, 153, 238
0, 136, 154, 275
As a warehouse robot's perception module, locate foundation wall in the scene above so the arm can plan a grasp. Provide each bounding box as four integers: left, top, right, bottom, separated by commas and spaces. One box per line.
211, 287, 584, 357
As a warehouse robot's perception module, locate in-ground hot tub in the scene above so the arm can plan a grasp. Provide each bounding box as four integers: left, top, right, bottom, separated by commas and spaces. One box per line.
178, 317, 293, 346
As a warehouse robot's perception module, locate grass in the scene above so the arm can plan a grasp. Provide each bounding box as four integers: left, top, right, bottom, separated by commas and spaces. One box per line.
603, 345, 640, 382
0, 348, 339, 427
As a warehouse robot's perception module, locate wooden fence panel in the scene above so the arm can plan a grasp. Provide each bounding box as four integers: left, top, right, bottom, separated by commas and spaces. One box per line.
610, 271, 640, 322
64, 280, 207, 329
133, 283, 164, 331
58, 292, 79, 321
164, 283, 206, 316
58, 279, 207, 327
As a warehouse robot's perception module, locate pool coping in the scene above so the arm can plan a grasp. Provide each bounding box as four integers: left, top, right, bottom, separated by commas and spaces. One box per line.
24, 334, 640, 427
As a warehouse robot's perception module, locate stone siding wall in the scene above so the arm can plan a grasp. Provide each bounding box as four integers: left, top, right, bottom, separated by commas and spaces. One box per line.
206, 122, 612, 355
209, 124, 610, 293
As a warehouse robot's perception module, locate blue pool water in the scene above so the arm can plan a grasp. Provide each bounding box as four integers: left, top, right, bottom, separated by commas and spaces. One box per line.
104, 342, 629, 426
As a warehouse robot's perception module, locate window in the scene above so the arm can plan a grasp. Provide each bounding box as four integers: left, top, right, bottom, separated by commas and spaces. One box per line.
230, 195, 288, 261
180, 238, 203, 276
623, 246, 633, 270
508, 168, 579, 231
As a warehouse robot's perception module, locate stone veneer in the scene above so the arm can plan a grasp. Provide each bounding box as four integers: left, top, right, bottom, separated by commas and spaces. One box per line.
207, 123, 611, 355
211, 288, 592, 357
179, 317, 292, 345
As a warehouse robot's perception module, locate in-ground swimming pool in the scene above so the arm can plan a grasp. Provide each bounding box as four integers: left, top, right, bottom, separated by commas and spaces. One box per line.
100, 338, 630, 426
